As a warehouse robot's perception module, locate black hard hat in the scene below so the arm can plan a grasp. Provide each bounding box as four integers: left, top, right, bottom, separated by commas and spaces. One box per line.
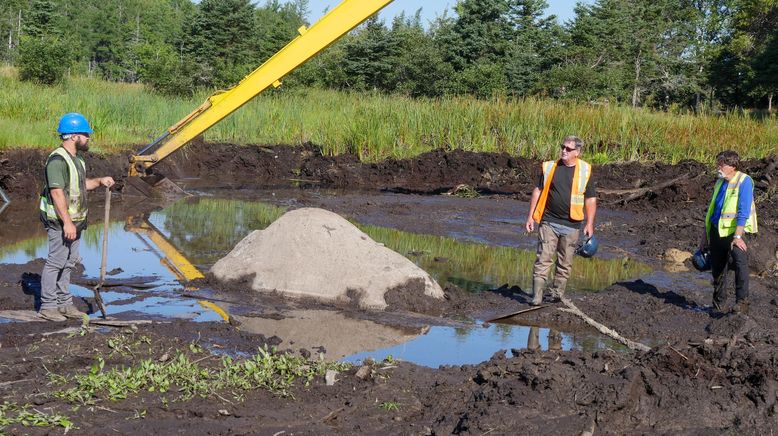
692, 249, 711, 271
576, 235, 599, 258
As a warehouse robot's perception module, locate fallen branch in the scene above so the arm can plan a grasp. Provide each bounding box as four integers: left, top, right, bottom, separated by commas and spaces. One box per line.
0, 378, 33, 388
557, 299, 651, 352
599, 173, 691, 203
486, 304, 551, 322
668, 345, 688, 361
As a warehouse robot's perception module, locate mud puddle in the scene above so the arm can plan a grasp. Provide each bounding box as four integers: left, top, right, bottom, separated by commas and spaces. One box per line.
344, 323, 626, 368
0, 194, 650, 367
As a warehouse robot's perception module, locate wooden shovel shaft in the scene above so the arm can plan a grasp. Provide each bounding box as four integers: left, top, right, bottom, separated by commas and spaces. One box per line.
94, 186, 111, 318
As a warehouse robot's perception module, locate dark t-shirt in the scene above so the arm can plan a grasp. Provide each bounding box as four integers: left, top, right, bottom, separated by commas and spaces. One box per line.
536, 160, 596, 228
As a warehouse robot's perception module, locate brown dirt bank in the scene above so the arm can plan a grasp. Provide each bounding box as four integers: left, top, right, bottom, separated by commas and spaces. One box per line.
3, 142, 775, 227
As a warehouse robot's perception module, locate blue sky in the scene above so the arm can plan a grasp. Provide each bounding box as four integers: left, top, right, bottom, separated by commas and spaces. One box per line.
292, 0, 591, 26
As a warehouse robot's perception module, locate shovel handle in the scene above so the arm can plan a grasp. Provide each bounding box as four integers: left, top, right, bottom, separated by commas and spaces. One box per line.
99, 186, 111, 282
94, 186, 111, 318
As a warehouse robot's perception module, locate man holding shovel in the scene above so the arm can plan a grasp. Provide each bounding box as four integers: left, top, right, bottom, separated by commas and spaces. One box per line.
38, 113, 114, 321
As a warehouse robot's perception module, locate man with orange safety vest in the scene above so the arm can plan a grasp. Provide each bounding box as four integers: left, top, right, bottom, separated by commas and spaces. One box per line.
700, 150, 757, 314
525, 136, 597, 306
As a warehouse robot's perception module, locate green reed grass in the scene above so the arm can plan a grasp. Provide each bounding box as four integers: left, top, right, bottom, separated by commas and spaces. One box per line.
360, 224, 650, 292
1, 71, 775, 163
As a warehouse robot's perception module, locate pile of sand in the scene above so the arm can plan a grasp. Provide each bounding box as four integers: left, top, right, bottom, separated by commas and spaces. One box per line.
211, 208, 444, 310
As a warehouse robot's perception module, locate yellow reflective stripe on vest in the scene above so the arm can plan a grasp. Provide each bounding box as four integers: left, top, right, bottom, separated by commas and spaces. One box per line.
39, 148, 87, 222
571, 160, 591, 207
541, 161, 555, 185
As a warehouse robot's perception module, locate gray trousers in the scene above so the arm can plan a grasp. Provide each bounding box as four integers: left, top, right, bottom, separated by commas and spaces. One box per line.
40, 227, 81, 310
533, 222, 580, 297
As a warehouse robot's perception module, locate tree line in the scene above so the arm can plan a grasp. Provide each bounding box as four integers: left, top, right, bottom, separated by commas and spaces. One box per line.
2, 0, 777, 111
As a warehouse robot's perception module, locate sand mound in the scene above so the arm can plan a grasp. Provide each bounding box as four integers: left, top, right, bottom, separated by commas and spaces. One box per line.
211, 208, 444, 310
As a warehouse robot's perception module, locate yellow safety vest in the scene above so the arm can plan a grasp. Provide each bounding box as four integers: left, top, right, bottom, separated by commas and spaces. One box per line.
39, 147, 88, 223
532, 159, 592, 222
705, 171, 757, 238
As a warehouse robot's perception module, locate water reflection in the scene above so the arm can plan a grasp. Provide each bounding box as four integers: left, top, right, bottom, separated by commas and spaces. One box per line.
0, 196, 642, 365
344, 323, 624, 368
151, 197, 650, 292
232, 310, 426, 360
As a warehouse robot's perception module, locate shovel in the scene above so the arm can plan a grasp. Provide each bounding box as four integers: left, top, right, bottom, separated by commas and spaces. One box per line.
92, 186, 111, 318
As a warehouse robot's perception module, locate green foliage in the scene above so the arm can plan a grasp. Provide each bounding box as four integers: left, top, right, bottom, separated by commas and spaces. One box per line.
22, 0, 59, 38
342, 16, 398, 92
184, 0, 257, 88
379, 401, 401, 411
0, 401, 75, 432
17, 35, 68, 85
52, 346, 351, 405
134, 42, 196, 96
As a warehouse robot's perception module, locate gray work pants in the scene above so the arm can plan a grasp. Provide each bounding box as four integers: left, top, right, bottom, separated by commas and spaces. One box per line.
533, 222, 580, 297
40, 227, 81, 310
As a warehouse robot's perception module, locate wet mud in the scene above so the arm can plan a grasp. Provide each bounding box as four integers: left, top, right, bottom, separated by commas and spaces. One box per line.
1, 144, 778, 434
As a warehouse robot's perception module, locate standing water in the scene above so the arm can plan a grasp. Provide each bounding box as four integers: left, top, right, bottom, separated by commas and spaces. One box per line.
0, 195, 649, 365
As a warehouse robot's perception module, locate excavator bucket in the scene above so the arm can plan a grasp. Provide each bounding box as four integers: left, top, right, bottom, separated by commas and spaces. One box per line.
122, 174, 188, 199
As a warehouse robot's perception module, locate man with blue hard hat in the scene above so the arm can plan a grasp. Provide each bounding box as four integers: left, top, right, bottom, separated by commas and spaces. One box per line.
38, 113, 115, 321
525, 135, 597, 305
700, 150, 758, 314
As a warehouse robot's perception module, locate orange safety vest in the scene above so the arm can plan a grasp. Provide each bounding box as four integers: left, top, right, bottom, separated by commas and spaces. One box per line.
532, 159, 592, 222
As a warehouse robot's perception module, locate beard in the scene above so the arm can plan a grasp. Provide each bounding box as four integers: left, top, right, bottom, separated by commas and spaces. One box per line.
75, 139, 90, 152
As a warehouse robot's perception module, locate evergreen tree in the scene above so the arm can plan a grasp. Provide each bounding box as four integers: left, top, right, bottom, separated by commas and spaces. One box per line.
22, 0, 59, 38
341, 16, 397, 91
504, 0, 560, 96
388, 11, 452, 97
185, 0, 256, 88
17, 34, 68, 84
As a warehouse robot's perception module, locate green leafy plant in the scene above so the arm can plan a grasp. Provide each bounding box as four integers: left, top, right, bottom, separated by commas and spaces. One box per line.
52, 346, 351, 406
379, 401, 401, 411
0, 401, 75, 432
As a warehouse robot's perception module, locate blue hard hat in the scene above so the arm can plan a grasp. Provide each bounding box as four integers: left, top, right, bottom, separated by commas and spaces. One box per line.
57, 113, 94, 134
576, 235, 599, 258
692, 249, 711, 272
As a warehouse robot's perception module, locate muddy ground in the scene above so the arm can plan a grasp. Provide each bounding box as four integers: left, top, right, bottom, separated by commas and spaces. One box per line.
1, 144, 777, 434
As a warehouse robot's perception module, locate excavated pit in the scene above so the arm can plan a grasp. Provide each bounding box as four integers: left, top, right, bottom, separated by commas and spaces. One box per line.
0, 144, 777, 434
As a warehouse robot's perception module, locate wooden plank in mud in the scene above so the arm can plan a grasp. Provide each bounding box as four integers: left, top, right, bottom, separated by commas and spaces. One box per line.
0, 310, 153, 327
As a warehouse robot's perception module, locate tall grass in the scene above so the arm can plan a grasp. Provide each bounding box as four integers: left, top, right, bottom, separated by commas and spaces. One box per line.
1, 71, 775, 163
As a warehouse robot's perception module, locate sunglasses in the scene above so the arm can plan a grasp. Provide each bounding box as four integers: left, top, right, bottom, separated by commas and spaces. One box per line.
560, 145, 577, 152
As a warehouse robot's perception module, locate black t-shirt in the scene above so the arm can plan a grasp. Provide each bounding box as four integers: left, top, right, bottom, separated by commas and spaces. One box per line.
536, 160, 596, 228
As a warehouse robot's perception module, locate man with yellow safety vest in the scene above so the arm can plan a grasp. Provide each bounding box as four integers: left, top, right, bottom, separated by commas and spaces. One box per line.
525, 136, 597, 306
701, 150, 757, 314
38, 113, 115, 322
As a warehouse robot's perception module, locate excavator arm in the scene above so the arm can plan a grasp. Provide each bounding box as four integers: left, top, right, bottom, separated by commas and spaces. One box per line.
124, 0, 394, 197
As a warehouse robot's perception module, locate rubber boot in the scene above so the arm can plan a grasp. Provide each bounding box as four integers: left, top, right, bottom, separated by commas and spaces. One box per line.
531, 278, 545, 306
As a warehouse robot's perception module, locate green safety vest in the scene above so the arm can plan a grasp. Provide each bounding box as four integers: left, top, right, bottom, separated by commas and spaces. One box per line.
705, 171, 757, 238
39, 147, 88, 223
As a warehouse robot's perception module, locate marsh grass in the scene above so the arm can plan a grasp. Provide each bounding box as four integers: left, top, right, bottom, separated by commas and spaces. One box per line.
1, 74, 775, 163
360, 224, 651, 292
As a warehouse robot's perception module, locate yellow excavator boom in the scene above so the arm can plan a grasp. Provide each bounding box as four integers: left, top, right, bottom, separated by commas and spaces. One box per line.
128, 0, 393, 187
